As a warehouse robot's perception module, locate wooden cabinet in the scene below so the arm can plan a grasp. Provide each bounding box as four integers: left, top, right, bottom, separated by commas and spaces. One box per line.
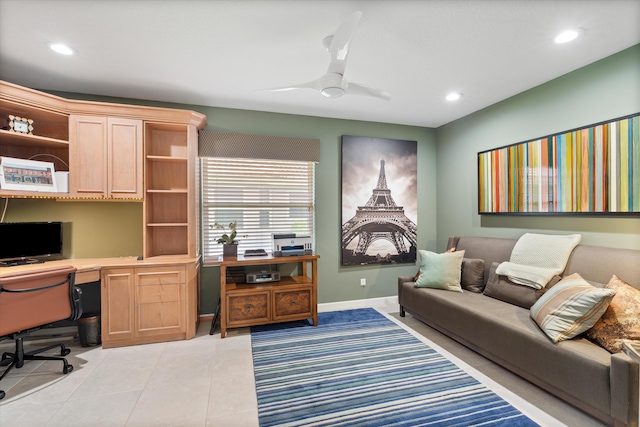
143, 122, 198, 259
1, 80, 207, 348
1, 80, 205, 206
101, 268, 136, 342
69, 115, 143, 199
101, 260, 200, 349
218, 254, 319, 338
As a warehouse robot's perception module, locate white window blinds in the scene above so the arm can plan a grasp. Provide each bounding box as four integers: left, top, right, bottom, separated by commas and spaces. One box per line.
201, 158, 315, 261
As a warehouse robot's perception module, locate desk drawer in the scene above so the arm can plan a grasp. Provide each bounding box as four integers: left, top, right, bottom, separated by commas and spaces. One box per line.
137, 283, 183, 303
137, 301, 184, 335
136, 267, 185, 286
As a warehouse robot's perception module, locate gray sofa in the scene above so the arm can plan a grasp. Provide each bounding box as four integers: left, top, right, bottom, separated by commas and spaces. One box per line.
398, 236, 640, 427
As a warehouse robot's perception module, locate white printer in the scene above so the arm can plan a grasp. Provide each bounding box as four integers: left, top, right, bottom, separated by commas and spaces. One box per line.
272, 233, 313, 256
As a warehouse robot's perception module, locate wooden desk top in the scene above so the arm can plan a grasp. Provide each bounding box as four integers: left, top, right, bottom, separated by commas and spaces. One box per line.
0, 256, 200, 284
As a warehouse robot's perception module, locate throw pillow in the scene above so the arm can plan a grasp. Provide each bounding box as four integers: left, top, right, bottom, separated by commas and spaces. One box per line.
585, 275, 640, 353
484, 262, 561, 309
412, 246, 458, 283
461, 258, 485, 293
530, 273, 616, 343
414, 250, 465, 293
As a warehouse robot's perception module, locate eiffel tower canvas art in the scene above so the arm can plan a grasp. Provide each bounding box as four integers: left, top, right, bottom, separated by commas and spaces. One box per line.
341, 135, 417, 266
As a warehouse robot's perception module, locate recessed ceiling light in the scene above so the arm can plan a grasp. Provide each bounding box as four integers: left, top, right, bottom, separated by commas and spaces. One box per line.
446, 92, 462, 101
554, 29, 581, 44
49, 43, 75, 55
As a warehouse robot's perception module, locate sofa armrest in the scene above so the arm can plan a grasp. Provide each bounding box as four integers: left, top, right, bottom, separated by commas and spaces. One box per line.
398, 275, 415, 299
611, 352, 639, 426
398, 276, 415, 317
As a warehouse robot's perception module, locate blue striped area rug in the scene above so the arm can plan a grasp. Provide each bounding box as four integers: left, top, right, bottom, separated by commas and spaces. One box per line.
251, 308, 541, 427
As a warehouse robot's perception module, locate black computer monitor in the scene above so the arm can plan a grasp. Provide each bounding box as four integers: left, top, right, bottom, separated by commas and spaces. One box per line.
0, 221, 63, 265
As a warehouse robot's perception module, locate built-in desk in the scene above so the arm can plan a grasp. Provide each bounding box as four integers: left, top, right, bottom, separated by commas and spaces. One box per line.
0, 257, 200, 348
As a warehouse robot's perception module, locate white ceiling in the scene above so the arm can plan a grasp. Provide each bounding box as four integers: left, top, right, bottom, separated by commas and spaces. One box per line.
1, 0, 639, 128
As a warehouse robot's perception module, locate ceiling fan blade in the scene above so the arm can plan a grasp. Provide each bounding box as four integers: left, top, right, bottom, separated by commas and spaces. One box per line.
328, 11, 362, 75
261, 78, 324, 92
346, 82, 391, 100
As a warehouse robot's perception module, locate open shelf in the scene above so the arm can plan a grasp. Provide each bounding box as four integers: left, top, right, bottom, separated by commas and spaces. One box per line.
146, 225, 189, 257
145, 159, 187, 191
1, 99, 69, 141
143, 121, 195, 259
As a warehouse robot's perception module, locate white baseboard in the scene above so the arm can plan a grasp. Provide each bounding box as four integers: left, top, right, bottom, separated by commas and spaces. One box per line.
318, 296, 398, 312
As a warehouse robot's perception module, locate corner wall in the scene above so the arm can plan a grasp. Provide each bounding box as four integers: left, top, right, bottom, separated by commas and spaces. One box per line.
435, 44, 640, 251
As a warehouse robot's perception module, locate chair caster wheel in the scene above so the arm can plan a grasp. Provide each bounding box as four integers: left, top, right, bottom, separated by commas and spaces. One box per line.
63, 364, 73, 374
0, 390, 5, 400
61, 348, 71, 356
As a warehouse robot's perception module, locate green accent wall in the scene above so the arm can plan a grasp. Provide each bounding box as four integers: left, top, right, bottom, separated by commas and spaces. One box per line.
9, 44, 639, 315
196, 112, 436, 314
435, 44, 640, 251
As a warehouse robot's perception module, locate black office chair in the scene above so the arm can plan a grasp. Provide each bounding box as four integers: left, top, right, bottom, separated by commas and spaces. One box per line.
0, 266, 82, 400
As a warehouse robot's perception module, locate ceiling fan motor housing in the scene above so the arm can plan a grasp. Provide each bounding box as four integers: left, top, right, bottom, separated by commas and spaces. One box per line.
321, 72, 346, 98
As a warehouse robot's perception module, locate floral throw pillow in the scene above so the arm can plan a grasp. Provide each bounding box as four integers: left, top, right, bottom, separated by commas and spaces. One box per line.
585, 275, 640, 353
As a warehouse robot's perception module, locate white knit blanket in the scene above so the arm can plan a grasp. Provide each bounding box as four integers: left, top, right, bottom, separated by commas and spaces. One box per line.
496, 233, 581, 289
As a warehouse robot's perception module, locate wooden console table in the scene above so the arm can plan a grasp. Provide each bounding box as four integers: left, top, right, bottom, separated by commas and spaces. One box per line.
214, 254, 319, 338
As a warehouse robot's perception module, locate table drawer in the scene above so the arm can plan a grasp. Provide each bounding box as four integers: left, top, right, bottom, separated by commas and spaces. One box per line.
273, 287, 312, 319
227, 291, 270, 325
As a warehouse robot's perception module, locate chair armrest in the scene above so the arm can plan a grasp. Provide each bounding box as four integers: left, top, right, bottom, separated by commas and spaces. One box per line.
71, 287, 83, 321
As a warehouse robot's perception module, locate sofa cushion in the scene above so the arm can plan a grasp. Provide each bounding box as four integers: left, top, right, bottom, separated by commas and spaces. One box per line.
484, 262, 560, 309
415, 250, 464, 292
585, 275, 640, 353
399, 282, 613, 416
461, 258, 485, 293
530, 273, 616, 343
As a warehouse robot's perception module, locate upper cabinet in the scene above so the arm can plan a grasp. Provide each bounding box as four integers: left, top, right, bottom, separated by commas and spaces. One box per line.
0, 80, 206, 201
0, 82, 71, 197
70, 116, 143, 199
0, 80, 206, 260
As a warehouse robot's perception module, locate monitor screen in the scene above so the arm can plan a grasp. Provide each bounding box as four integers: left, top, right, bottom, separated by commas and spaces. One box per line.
0, 222, 63, 262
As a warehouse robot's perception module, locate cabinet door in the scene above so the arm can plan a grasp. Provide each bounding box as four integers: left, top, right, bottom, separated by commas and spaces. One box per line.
273, 287, 312, 321
135, 266, 186, 337
69, 115, 108, 197
101, 268, 135, 344
108, 118, 142, 198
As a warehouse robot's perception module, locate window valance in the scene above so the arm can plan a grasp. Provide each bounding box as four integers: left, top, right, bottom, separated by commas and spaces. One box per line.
199, 130, 320, 162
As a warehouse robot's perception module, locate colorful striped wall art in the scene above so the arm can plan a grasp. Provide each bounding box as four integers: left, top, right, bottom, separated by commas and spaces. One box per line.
478, 113, 639, 215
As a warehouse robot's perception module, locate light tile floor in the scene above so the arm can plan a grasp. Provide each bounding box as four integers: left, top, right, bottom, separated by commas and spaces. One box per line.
0, 299, 608, 427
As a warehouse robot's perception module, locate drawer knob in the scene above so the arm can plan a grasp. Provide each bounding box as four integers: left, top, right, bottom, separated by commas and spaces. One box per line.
291, 301, 296, 305
245, 304, 253, 309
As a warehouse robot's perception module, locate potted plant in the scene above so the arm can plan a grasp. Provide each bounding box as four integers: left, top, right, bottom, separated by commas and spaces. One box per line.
212, 221, 239, 258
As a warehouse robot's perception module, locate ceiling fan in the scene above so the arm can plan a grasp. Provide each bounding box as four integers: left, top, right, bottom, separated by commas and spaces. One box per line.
266, 11, 390, 100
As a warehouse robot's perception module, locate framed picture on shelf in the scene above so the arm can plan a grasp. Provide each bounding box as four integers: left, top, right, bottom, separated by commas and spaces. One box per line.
0, 157, 58, 193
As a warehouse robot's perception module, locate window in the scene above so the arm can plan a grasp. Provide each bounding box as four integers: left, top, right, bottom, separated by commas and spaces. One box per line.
201, 158, 315, 260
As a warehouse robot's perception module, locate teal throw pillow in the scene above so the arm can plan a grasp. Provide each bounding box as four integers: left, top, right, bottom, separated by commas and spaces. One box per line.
415, 250, 465, 293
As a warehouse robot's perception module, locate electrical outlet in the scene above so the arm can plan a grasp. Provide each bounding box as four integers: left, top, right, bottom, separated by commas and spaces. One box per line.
360, 278, 366, 287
